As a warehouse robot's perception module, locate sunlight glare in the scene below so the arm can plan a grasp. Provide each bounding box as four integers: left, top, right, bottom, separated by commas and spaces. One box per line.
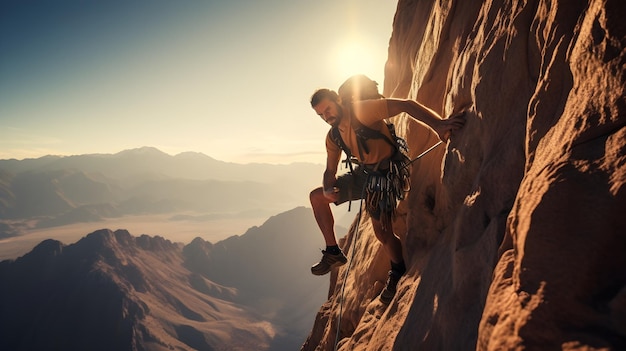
333, 40, 384, 82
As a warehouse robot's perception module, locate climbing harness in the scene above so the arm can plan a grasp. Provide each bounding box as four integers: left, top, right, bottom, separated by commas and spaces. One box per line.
331, 140, 443, 350
330, 111, 412, 215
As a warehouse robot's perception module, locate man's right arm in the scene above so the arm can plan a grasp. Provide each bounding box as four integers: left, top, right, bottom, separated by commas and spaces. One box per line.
322, 168, 338, 198
323, 136, 342, 201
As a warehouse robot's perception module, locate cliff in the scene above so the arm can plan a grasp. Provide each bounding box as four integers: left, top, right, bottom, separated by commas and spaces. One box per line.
303, 0, 626, 350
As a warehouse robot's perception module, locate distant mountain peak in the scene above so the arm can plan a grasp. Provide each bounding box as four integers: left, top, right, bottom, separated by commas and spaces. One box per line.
74, 228, 178, 257
29, 238, 64, 258
174, 151, 216, 161
114, 146, 169, 157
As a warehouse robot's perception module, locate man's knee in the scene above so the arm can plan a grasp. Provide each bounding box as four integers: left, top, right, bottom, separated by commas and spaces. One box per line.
310, 187, 326, 205
372, 219, 395, 243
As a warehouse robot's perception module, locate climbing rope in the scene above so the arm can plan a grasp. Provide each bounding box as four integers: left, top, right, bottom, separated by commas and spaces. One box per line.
402, 140, 443, 170
334, 192, 365, 351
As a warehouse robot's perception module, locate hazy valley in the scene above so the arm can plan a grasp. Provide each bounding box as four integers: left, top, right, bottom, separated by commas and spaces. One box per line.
0, 147, 356, 350
0, 147, 341, 260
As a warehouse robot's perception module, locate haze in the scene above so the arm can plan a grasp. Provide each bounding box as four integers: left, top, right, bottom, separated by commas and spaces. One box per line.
0, 0, 396, 164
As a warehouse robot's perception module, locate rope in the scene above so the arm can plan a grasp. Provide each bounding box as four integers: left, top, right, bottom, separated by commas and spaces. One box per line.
402, 140, 444, 170
334, 190, 366, 351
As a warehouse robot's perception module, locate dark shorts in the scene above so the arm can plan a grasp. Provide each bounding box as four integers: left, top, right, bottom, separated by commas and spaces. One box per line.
334, 166, 391, 221
334, 166, 369, 205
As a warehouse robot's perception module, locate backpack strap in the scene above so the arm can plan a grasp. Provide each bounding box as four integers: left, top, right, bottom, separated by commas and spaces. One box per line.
330, 111, 404, 166
330, 126, 357, 174
330, 126, 352, 158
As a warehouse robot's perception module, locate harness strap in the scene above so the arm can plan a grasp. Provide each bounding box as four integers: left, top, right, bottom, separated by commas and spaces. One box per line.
329, 105, 399, 165
329, 106, 412, 214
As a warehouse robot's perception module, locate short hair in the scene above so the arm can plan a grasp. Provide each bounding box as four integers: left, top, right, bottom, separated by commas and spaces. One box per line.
310, 88, 339, 107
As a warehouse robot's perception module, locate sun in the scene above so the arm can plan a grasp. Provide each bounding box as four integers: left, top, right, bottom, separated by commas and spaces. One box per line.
333, 41, 384, 82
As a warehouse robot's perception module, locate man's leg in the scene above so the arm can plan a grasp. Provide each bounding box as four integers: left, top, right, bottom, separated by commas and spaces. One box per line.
309, 186, 338, 246
371, 218, 403, 264
309, 186, 347, 275
371, 218, 406, 304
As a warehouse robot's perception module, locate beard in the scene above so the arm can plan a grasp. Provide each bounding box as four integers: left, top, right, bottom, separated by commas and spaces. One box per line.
327, 103, 344, 127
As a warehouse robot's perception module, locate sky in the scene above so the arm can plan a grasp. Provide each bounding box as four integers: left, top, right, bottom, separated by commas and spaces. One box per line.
0, 0, 398, 164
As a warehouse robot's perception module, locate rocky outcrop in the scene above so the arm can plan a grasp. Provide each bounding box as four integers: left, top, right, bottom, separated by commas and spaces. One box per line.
303, 0, 626, 350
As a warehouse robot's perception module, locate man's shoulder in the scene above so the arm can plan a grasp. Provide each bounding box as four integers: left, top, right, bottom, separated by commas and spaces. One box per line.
325, 129, 341, 150
352, 98, 386, 109
352, 99, 389, 125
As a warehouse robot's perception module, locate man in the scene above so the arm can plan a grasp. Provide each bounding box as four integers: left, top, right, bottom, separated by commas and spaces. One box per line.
309, 75, 465, 304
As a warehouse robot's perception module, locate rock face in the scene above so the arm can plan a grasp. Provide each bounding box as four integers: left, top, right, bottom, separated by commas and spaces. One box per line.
302, 1, 626, 350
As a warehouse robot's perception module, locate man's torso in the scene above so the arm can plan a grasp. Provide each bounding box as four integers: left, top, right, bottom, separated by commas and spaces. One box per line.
326, 99, 394, 166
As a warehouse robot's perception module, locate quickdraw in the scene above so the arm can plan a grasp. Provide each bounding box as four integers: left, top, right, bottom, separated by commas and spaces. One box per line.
363, 155, 411, 230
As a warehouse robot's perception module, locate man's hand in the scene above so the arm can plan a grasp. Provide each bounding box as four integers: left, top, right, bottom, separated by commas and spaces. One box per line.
323, 187, 340, 202
435, 110, 467, 141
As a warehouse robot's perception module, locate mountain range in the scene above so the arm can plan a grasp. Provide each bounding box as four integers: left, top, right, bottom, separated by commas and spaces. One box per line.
0, 206, 332, 351
0, 147, 324, 238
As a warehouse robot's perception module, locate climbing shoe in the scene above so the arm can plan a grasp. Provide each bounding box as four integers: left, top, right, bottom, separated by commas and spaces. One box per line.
311, 250, 347, 276
379, 270, 403, 304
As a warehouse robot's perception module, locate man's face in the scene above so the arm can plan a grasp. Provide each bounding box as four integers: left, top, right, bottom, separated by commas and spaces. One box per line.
313, 98, 343, 127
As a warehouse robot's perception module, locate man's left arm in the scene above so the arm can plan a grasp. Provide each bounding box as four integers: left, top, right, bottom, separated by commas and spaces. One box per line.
386, 99, 466, 141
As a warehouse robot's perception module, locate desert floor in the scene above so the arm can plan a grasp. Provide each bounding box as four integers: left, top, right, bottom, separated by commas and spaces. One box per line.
0, 214, 266, 261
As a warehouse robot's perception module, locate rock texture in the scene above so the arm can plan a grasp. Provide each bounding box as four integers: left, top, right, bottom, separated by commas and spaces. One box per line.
302, 0, 626, 350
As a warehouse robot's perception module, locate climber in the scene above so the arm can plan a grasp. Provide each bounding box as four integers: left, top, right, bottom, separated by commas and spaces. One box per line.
309, 75, 466, 304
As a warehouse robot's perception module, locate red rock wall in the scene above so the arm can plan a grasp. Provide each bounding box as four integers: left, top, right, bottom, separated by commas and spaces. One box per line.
302, 0, 626, 350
